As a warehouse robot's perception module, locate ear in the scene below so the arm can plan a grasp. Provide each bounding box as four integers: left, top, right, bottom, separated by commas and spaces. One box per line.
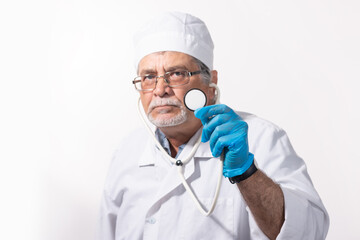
207, 70, 218, 104
211, 70, 218, 84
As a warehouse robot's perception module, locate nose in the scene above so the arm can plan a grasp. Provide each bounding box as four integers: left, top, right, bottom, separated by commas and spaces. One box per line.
153, 76, 170, 96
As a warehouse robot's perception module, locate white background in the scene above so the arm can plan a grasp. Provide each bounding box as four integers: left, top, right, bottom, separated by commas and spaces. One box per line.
0, 0, 359, 239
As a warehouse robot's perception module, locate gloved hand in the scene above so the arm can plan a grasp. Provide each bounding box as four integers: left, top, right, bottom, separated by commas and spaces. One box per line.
194, 104, 254, 178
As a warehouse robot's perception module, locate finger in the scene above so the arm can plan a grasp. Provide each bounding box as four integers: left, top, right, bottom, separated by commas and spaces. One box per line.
211, 121, 249, 157
212, 134, 235, 158
209, 121, 237, 149
203, 113, 234, 142
201, 114, 232, 142
194, 104, 231, 124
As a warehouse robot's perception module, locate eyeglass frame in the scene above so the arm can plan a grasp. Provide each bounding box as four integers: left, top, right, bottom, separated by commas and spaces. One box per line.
132, 70, 204, 91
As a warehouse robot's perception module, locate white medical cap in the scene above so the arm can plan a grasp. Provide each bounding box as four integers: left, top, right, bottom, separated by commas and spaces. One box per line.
133, 11, 214, 70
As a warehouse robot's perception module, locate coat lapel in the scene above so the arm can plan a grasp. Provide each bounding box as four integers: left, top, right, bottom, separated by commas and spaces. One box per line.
144, 128, 214, 217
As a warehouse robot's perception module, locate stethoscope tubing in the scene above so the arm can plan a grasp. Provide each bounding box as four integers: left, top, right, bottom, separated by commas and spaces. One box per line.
136, 83, 223, 216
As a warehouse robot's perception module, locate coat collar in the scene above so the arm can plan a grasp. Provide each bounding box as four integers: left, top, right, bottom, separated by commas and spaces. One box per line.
138, 126, 213, 167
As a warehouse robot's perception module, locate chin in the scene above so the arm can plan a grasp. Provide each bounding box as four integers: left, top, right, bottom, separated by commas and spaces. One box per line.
148, 111, 188, 128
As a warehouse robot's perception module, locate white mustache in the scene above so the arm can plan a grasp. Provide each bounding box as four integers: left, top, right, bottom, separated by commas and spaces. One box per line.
148, 98, 183, 113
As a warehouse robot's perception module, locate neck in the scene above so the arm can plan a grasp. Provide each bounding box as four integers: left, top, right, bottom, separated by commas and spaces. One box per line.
159, 120, 202, 157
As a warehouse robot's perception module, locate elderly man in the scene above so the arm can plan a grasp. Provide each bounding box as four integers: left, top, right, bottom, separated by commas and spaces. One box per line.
98, 12, 329, 240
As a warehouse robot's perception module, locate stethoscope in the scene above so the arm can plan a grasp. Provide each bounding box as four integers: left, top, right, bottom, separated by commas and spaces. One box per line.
137, 83, 223, 216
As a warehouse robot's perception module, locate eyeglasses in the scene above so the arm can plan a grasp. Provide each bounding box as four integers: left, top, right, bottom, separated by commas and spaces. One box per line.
132, 70, 203, 91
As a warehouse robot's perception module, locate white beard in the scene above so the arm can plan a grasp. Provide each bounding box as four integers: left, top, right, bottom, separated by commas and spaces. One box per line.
147, 98, 188, 127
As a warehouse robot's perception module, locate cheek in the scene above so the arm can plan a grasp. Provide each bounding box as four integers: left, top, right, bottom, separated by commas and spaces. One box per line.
172, 89, 187, 104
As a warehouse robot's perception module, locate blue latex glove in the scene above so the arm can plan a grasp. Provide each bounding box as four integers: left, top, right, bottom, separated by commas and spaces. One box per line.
194, 104, 254, 178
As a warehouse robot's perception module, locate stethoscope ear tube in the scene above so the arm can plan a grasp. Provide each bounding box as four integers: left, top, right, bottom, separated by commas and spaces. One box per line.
209, 83, 221, 104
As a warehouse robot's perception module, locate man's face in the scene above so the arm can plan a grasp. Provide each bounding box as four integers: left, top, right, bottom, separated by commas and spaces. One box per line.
137, 51, 216, 129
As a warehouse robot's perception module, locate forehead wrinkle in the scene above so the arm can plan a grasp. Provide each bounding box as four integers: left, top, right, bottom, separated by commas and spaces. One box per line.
138, 54, 166, 75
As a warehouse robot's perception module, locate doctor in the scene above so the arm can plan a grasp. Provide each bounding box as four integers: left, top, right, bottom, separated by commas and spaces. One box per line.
98, 12, 329, 240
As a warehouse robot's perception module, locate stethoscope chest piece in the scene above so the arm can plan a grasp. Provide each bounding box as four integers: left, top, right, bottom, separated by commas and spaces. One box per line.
184, 88, 207, 111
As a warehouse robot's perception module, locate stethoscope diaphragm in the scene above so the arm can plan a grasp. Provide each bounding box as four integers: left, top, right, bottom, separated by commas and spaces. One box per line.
184, 88, 207, 111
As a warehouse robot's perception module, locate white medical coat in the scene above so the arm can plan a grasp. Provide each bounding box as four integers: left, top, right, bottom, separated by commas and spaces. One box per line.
98, 112, 329, 240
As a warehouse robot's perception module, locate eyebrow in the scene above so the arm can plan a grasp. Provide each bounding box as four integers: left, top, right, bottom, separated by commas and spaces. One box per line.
139, 68, 157, 76
139, 65, 189, 76
165, 65, 189, 72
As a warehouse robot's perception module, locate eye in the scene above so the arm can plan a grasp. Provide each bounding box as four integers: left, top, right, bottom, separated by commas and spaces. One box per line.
143, 75, 156, 81
169, 71, 186, 79
174, 71, 185, 76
